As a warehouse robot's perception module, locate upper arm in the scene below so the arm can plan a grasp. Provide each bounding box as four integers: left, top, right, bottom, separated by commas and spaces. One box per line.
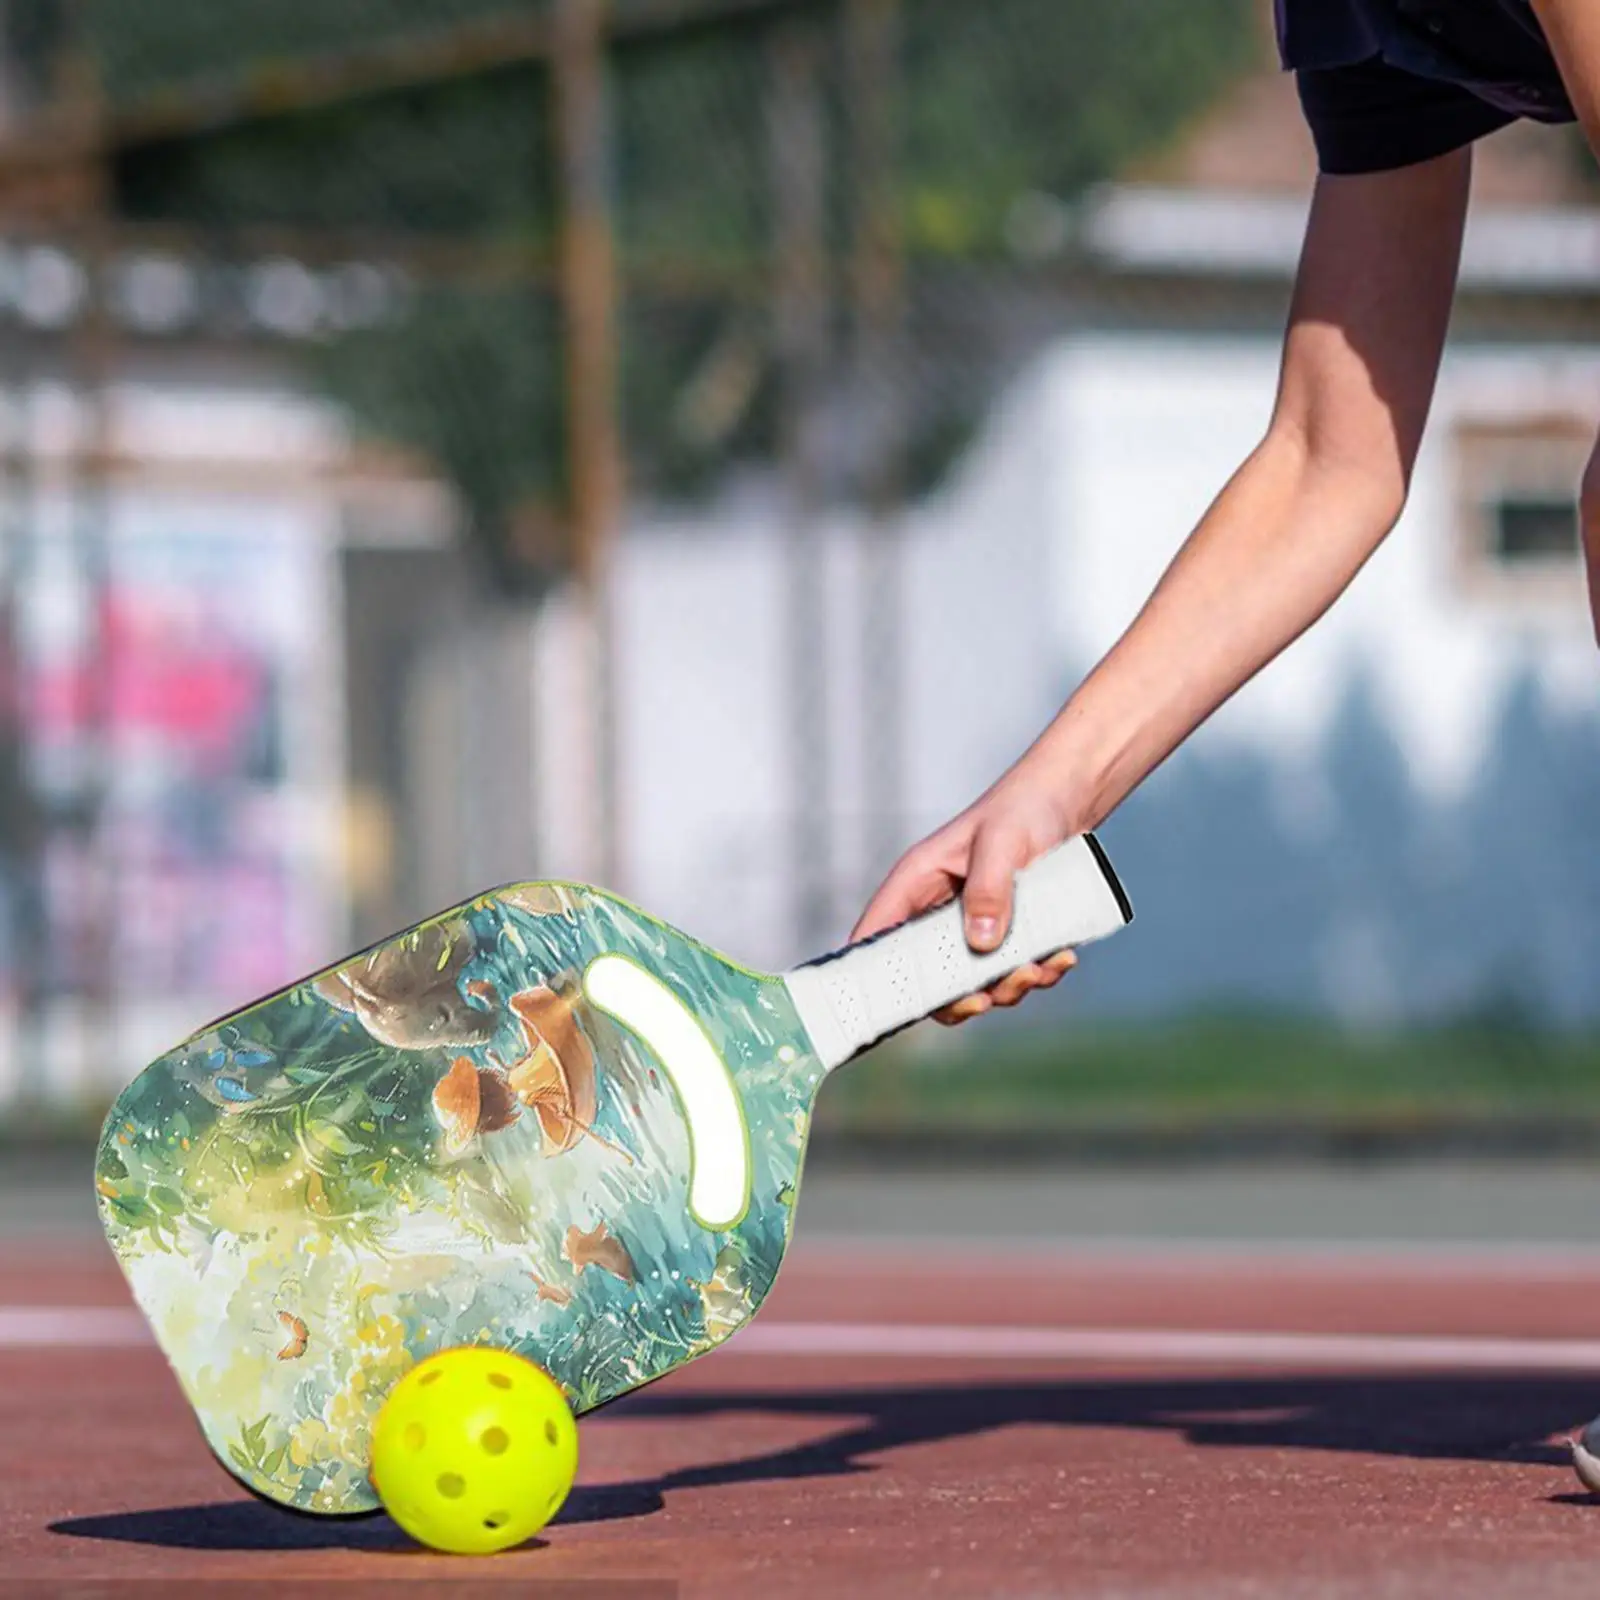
1271, 151, 1472, 508
1531, 1, 1600, 145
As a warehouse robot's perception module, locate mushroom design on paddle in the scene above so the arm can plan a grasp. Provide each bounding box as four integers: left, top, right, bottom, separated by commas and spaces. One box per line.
431, 1056, 520, 1156
427, 985, 630, 1161
503, 986, 616, 1158
316, 918, 497, 1051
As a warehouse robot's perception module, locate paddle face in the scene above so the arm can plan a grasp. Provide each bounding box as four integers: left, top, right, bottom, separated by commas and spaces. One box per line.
97, 882, 825, 1515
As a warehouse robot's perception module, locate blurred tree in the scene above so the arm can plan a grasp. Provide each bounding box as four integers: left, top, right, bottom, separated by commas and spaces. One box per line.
899, 0, 1256, 257
1, 0, 67, 102
1459, 671, 1600, 1029
74, 0, 1259, 581
306, 286, 568, 590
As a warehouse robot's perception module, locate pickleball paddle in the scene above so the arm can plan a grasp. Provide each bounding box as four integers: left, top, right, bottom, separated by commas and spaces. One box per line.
97, 834, 1130, 1514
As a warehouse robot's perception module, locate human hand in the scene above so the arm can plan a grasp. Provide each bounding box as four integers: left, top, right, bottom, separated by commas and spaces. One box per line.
850, 776, 1082, 1024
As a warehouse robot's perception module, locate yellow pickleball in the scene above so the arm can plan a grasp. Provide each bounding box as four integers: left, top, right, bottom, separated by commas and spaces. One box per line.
370, 1346, 579, 1554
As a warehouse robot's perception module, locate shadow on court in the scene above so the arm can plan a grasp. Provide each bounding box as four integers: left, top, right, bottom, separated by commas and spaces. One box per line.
50, 1369, 1597, 1547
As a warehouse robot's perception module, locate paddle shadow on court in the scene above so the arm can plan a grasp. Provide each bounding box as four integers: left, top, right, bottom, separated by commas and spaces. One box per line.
557, 1369, 1596, 1524
51, 1370, 1594, 1547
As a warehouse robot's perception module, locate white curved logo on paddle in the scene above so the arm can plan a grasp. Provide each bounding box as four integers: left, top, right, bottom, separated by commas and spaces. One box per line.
581, 954, 751, 1230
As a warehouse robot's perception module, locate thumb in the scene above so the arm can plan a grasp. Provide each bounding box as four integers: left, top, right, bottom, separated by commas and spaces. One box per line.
961, 824, 1026, 953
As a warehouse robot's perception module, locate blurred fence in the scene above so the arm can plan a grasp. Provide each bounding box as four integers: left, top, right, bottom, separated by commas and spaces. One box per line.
0, 0, 1267, 1106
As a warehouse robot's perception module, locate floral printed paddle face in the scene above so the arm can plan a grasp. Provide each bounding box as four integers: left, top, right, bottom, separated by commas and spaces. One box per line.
98, 839, 1130, 1515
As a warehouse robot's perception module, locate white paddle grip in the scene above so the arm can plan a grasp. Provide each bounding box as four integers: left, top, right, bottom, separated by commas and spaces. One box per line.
784, 833, 1131, 1071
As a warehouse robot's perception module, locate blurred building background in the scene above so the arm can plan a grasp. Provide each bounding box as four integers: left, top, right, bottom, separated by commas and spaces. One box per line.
0, 0, 1594, 1117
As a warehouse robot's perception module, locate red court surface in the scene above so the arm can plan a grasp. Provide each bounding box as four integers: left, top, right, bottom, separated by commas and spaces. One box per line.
8, 1240, 1600, 1598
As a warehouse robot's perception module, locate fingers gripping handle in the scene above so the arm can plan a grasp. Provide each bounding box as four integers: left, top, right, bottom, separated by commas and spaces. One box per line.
784, 834, 1132, 1072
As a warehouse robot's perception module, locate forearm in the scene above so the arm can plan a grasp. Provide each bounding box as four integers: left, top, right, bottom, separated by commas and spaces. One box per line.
1028, 425, 1403, 831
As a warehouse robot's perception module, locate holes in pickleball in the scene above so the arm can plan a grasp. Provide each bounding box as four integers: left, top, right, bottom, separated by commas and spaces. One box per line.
544, 1419, 558, 1446
403, 1423, 426, 1452
418, 1369, 442, 1388
481, 1426, 509, 1456
487, 1371, 512, 1390
547, 1488, 562, 1514
483, 1510, 510, 1530
436, 1473, 466, 1499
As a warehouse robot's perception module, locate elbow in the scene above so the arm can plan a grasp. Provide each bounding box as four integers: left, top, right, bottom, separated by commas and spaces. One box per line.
1260, 416, 1411, 538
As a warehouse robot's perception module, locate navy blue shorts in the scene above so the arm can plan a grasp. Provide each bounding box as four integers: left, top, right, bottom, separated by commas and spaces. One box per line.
1277, 0, 1576, 175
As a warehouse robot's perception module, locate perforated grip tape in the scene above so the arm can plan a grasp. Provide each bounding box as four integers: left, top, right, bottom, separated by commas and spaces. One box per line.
784, 834, 1132, 1071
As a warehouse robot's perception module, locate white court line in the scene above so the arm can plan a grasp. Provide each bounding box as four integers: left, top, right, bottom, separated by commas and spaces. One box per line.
734, 1323, 1600, 1371
11, 1308, 1600, 1373
0, 1308, 149, 1347
791, 1238, 1600, 1280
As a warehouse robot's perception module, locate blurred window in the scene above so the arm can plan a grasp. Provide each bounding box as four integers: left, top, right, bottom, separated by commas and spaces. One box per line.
1453, 415, 1588, 605
1490, 495, 1579, 565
